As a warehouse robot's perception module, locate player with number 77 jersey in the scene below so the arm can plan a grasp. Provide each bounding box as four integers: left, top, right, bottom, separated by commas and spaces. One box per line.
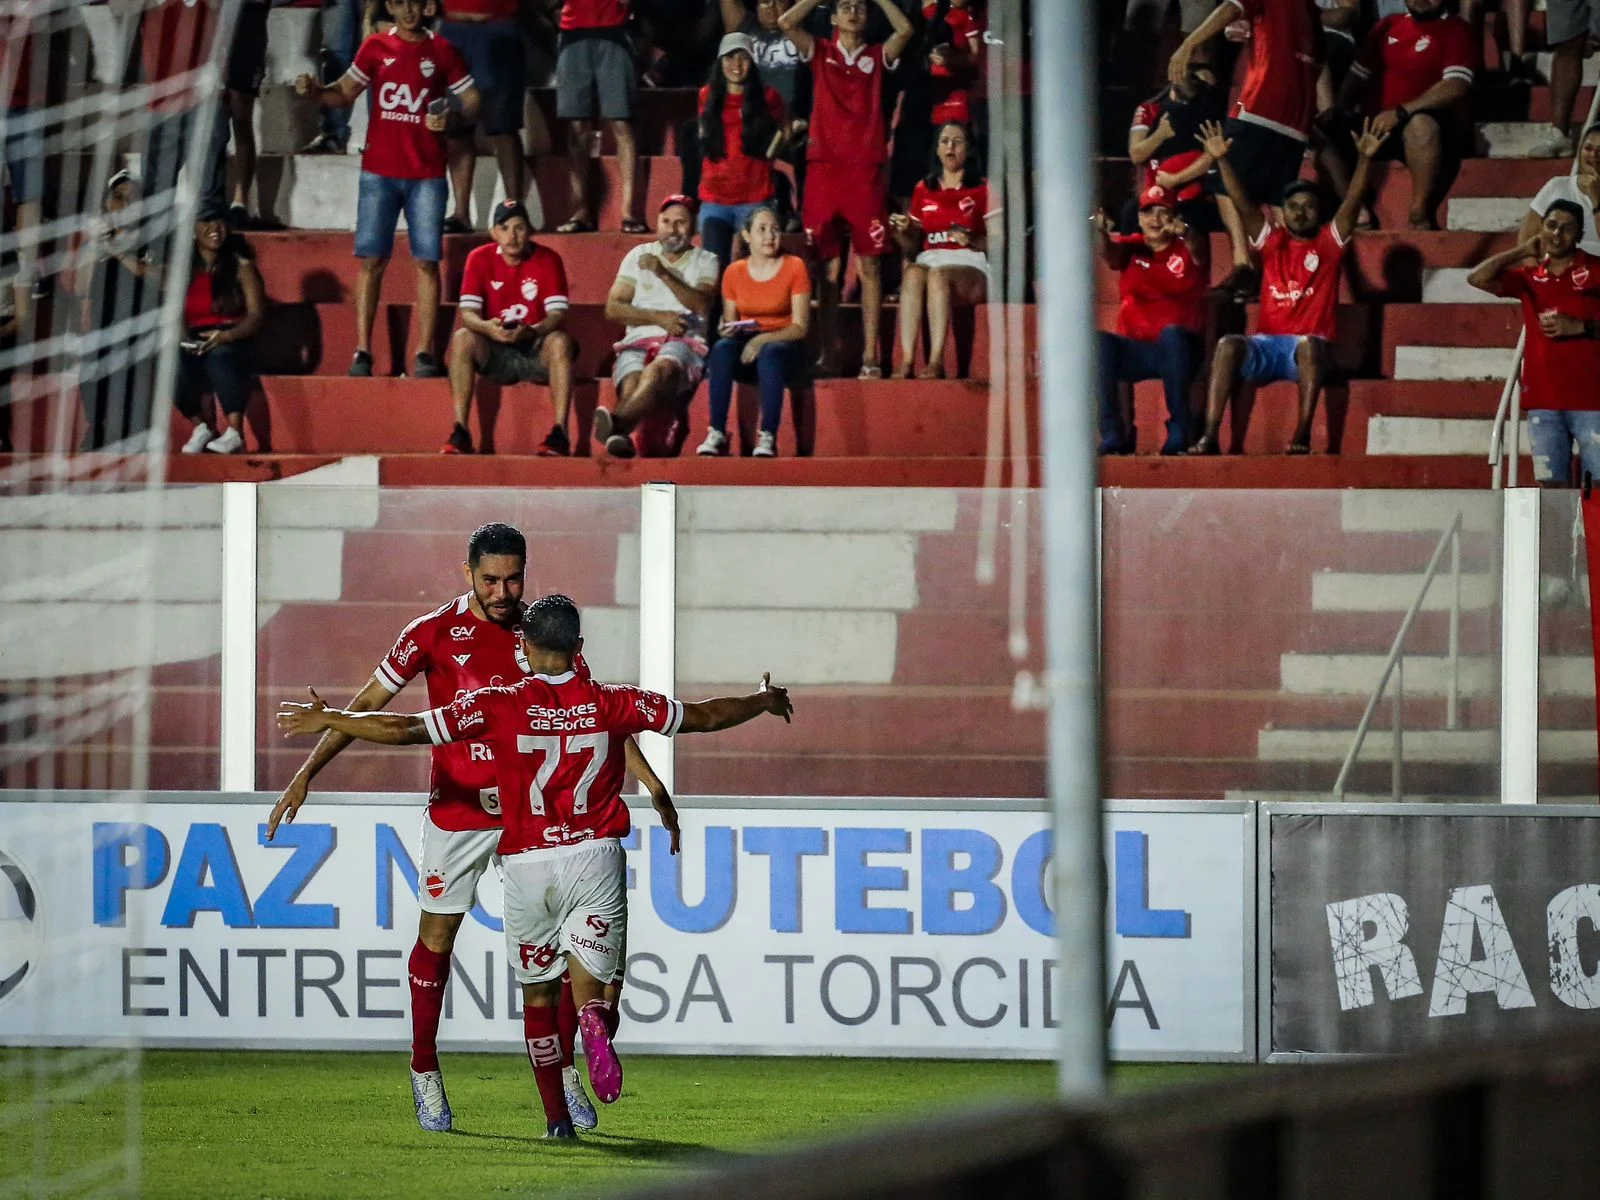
276, 592, 794, 1139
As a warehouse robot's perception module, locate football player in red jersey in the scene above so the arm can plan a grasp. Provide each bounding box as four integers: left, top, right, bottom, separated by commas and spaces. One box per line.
1190, 118, 1386, 457
265, 526, 671, 1135
277, 593, 794, 1138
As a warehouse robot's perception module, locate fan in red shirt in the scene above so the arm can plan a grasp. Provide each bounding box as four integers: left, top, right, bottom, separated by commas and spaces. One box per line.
1093, 187, 1207, 456
1169, 0, 1324, 293
695, 33, 786, 268
1324, 0, 1477, 231
1191, 118, 1387, 457
295, 0, 479, 380
445, 201, 579, 457
1470, 201, 1600, 485
276, 593, 795, 1140
779, 0, 915, 379
267, 528, 671, 1137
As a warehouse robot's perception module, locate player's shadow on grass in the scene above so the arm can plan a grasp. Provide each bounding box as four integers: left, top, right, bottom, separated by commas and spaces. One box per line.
451, 1128, 740, 1161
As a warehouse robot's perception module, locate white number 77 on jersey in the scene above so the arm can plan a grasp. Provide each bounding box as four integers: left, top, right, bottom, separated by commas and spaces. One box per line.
516, 732, 610, 815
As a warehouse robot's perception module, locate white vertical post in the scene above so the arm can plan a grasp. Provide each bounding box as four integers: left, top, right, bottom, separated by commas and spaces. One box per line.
219, 482, 258, 792
1032, 0, 1107, 1099
637, 483, 678, 793
1500, 487, 1541, 804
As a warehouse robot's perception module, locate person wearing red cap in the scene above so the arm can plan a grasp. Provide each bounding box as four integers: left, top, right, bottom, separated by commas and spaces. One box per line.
443, 200, 578, 456
593, 195, 720, 458
1190, 118, 1385, 456
1093, 185, 1206, 456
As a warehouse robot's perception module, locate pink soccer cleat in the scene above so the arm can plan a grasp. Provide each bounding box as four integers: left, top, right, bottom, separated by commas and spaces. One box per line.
577, 1000, 622, 1104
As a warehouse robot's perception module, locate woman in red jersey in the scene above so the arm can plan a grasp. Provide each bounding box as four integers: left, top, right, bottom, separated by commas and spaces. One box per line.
890, 121, 999, 379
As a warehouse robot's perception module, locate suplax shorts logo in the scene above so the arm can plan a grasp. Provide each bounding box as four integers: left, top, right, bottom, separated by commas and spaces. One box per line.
0, 849, 42, 1005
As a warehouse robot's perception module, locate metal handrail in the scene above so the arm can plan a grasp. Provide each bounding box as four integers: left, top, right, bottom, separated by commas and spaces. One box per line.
1488, 87, 1600, 488
1333, 512, 1465, 801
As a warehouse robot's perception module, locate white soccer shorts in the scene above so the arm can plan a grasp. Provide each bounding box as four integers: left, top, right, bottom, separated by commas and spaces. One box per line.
501, 839, 628, 986
417, 812, 501, 915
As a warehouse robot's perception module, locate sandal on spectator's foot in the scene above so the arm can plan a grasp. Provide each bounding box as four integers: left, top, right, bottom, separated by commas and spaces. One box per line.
1187, 434, 1221, 456
442, 216, 473, 235
556, 217, 594, 234
858, 363, 884, 380
1286, 439, 1311, 456
891, 363, 913, 379
620, 219, 650, 234
916, 363, 945, 380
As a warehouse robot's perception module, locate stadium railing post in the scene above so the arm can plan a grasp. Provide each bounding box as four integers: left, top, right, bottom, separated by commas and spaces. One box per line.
220, 481, 260, 792
1499, 487, 1541, 803
637, 483, 678, 793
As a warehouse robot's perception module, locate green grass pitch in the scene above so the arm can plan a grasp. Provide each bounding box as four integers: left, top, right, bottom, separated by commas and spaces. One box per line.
2, 1050, 1253, 1199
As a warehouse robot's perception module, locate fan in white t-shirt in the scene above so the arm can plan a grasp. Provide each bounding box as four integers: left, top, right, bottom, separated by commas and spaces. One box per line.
1522, 126, 1600, 256
593, 196, 721, 459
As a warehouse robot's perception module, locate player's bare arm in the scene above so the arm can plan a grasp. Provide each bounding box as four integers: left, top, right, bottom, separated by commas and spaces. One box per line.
778, 0, 825, 59
267, 675, 398, 841
625, 736, 681, 855
1334, 118, 1389, 243
277, 687, 433, 745
678, 673, 794, 733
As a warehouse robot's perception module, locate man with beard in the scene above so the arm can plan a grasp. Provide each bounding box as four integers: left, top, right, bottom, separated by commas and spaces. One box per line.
265, 523, 673, 1135
592, 196, 720, 458
1190, 117, 1387, 456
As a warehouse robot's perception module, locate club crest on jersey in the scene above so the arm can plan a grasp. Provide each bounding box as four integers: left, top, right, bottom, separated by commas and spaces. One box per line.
520, 279, 539, 300
420, 58, 436, 77
1167, 254, 1186, 276
858, 54, 875, 74
452, 653, 471, 666
1304, 250, 1320, 273
958, 195, 977, 214
424, 872, 447, 899
1574, 265, 1592, 286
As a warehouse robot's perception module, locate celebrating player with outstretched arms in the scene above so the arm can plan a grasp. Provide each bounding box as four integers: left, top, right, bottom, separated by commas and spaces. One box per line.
265, 525, 672, 1135
277, 593, 793, 1138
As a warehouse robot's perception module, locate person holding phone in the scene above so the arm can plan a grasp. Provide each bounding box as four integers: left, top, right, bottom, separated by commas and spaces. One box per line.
176, 204, 266, 454
696, 205, 811, 458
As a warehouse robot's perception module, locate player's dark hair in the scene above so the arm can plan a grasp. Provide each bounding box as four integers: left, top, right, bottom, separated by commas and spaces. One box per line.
521, 594, 581, 653
466, 522, 526, 568
1545, 198, 1586, 230
924, 122, 983, 191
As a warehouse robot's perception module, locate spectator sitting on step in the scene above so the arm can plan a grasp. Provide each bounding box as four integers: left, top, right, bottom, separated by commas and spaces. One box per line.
552, 0, 646, 234
1520, 0, 1600, 160
1190, 117, 1386, 456
1319, 0, 1476, 232
1519, 126, 1600, 256
592, 195, 720, 458
444, 201, 579, 456
439, 0, 528, 233
1123, 65, 1225, 245
295, 0, 480, 379
1093, 186, 1208, 456
176, 205, 265, 456
697, 33, 786, 268
1469, 201, 1600, 486
697, 205, 811, 458
890, 121, 998, 379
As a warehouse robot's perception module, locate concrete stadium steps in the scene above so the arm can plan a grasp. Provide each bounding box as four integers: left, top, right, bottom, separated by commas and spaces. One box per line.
254, 376, 1012, 458
1096, 455, 1494, 487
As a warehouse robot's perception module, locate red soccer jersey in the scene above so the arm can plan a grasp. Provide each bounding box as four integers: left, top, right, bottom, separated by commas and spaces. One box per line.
911, 178, 998, 249
1112, 234, 1206, 341
373, 593, 525, 831
1130, 98, 1207, 203
1351, 13, 1477, 114
1227, 0, 1322, 141
805, 37, 897, 166
561, 0, 630, 30
142, 0, 216, 116
424, 671, 684, 855
458, 241, 571, 323
698, 85, 785, 206
1500, 252, 1600, 411
1254, 221, 1346, 341
349, 30, 472, 180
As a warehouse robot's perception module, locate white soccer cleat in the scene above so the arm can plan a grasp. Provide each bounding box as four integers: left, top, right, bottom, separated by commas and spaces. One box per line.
181, 424, 214, 454
563, 1065, 598, 1131
410, 1067, 453, 1133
